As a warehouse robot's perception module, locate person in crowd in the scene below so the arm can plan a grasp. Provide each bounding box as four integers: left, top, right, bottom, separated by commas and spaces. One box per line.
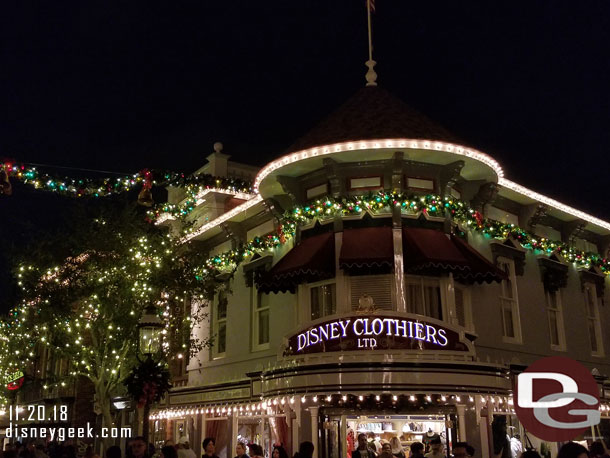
247, 445, 263, 458
34, 443, 49, 458
382, 443, 393, 455
353, 433, 377, 458
105, 446, 121, 458
409, 442, 425, 458
234, 443, 249, 458
293, 442, 314, 458
201, 439, 218, 458
177, 441, 195, 458
161, 446, 178, 458
128, 438, 148, 458
558, 442, 589, 458
519, 451, 541, 458
424, 439, 444, 458
389, 437, 405, 458
272, 446, 288, 458
367, 433, 382, 454
590, 442, 610, 458
452, 442, 469, 458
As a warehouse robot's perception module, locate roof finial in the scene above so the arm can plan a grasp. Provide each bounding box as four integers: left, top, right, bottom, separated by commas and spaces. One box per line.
365, 59, 378, 87
365, 0, 377, 86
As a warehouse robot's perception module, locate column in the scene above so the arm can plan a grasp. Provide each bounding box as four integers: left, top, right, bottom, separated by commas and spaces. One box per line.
309, 406, 319, 458
231, 410, 239, 457
456, 405, 466, 442
392, 227, 406, 312
292, 402, 301, 456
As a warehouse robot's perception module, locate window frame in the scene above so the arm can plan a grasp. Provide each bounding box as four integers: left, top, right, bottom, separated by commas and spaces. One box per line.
497, 257, 522, 344
404, 275, 446, 321
545, 289, 566, 352
453, 284, 474, 332
252, 290, 271, 352
308, 279, 337, 321
584, 283, 604, 357
211, 289, 228, 359
349, 273, 396, 311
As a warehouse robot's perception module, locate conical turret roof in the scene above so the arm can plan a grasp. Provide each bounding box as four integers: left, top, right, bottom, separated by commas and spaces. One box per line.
287, 86, 465, 153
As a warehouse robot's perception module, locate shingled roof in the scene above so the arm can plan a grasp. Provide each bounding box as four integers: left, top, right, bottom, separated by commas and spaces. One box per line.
286, 86, 466, 153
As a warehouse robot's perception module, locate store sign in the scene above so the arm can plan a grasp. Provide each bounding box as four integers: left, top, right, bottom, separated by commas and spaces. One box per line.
285, 314, 471, 355
4, 370, 25, 391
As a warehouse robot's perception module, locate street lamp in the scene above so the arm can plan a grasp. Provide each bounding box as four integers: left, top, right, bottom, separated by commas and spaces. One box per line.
138, 305, 163, 359
136, 304, 163, 444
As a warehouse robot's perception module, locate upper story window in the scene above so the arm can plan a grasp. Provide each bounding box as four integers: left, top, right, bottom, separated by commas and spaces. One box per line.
584, 283, 604, 356
310, 281, 336, 321
406, 276, 442, 320
454, 285, 473, 331
498, 257, 522, 343
545, 289, 566, 351
253, 291, 270, 351
350, 274, 394, 311
212, 290, 228, 358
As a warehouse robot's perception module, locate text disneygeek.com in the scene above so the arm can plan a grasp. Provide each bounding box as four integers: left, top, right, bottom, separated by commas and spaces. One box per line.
6, 424, 132, 442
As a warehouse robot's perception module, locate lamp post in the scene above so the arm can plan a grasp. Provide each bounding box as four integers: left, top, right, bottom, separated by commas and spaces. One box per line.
137, 305, 163, 444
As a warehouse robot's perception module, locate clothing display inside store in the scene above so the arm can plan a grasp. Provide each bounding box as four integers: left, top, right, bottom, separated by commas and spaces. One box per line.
346, 415, 448, 457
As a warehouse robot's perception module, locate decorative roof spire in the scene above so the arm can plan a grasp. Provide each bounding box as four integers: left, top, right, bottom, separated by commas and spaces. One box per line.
365, 59, 378, 87
365, 0, 377, 86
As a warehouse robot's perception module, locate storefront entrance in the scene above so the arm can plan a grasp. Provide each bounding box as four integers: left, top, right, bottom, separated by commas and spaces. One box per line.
320, 410, 456, 458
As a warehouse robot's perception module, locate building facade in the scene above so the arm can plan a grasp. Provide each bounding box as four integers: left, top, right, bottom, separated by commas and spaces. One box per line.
153, 86, 610, 458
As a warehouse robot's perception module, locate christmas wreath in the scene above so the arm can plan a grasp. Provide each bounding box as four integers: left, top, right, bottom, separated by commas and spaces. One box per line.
124, 358, 172, 408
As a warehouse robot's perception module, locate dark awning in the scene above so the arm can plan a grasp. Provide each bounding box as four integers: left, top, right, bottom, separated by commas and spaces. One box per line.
339, 226, 394, 275
257, 231, 335, 293
402, 227, 506, 284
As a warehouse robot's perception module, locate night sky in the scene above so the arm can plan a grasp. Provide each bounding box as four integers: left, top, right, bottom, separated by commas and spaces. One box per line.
1, 1, 610, 308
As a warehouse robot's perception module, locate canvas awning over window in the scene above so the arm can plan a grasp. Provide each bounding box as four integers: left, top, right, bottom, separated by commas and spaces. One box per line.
339, 226, 394, 275
402, 227, 506, 284
257, 231, 335, 294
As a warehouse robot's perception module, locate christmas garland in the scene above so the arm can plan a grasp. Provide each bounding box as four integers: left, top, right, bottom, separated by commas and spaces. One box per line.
195, 191, 609, 276
0, 161, 252, 199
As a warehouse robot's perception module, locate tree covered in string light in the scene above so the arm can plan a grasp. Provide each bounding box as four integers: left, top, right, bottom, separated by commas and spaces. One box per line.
2, 202, 213, 427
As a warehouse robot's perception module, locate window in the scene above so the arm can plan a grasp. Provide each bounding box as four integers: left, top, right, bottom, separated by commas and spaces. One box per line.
212, 290, 228, 358
253, 292, 270, 351
454, 285, 473, 331
350, 275, 394, 310
545, 290, 566, 351
406, 276, 442, 320
310, 282, 336, 320
498, 258, 522, 343
406, 177, 434, 191
584, 283, 604, 356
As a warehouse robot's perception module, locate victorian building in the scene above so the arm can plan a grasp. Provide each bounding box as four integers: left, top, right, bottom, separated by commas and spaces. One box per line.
152, 82, 610, 458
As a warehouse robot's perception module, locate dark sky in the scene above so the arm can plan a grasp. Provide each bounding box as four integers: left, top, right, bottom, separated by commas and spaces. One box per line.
1, 1, 609, 306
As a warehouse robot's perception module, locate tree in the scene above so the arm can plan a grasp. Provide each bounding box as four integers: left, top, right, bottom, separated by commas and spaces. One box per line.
4, 200, 212, 429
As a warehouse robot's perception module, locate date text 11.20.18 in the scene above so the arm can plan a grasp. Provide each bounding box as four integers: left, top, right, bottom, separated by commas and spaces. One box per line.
9, 405, 68, 422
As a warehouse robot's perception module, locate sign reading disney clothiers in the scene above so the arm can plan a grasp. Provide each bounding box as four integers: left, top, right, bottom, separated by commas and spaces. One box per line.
285, 313, 472, 355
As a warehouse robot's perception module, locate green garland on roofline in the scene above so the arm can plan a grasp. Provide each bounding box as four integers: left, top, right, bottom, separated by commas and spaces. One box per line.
192, 191, 608, 276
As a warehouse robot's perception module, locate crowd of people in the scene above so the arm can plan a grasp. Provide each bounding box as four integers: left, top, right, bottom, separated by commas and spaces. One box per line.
349, 432, 609, 458
0, 436, 607, 458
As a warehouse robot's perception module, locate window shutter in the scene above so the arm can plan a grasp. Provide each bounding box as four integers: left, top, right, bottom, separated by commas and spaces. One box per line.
350, 275, 393, 310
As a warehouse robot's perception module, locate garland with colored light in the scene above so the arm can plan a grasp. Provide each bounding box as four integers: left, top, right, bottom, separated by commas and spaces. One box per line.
0, 161, 251, 198
287, 191, 609, 274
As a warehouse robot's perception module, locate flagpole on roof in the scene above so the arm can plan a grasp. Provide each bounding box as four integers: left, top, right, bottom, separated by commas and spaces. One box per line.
365, 0, 378, 86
